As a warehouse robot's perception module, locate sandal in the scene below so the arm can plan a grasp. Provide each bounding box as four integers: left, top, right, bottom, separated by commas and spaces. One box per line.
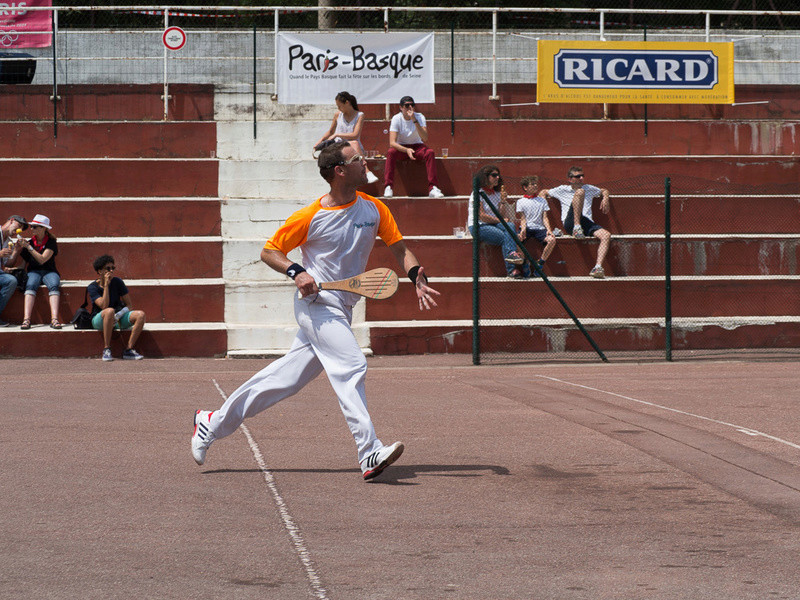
20, 319, 31, 330
50, 319, 62, 330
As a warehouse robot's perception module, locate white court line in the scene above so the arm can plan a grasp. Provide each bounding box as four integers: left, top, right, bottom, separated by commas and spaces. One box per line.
535, 375, 800, 451
212, 380, 329, 600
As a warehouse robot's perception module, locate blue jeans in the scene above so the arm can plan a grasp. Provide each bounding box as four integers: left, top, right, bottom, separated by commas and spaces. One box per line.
469, 222, 528, 276
0, 272, 16, 316
25, 270, 61, 296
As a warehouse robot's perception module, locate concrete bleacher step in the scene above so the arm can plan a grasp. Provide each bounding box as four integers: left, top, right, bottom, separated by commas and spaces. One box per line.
368, 234, 800, 278
362, 277, 800, 321
359, 120, 800, 158
0, 323, 226, 358
0, 198, 221, 237
366, 155, 799, 198
367, 317, 800, 355
0, 84, 215, 122
1, 122, 216, 159
2, 279, 224, 324
3, 159, 218, 197
383, 195, 800, 236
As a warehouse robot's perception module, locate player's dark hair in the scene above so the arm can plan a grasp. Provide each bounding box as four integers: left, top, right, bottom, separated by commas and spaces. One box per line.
93, 254, 115, 272
335, 91, 358, 111
520, 175, 539, 189
318, 140, 351, 182
476, 164, 503, 191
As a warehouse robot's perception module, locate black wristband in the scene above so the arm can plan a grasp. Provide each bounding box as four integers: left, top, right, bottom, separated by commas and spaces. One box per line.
286, 263, 306, 280
408, 265, 427, 284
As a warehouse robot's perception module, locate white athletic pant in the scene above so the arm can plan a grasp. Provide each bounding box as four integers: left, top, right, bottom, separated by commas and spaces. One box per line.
209, 295, 383, 463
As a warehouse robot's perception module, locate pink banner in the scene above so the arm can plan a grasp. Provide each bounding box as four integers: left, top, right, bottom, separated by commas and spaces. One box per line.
0, 1, 52, 49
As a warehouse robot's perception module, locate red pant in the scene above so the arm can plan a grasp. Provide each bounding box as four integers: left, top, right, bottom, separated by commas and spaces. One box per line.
383, 143, 439, 190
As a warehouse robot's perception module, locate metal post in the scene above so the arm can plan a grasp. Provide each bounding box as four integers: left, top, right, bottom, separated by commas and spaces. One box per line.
490, 10, 498, 100
665, 177, 672, 361
253, 23, 257, 139
51, 8, 58, 138
163, 7, 169, 121
705, 12, 711, 42
273, 9, 279, 99
450, 19, 455, 138
643, 25, 648, 137
472, 176, 481, 365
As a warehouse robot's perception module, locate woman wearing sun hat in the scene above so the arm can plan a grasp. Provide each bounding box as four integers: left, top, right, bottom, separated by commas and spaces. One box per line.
18, 214, 62, 329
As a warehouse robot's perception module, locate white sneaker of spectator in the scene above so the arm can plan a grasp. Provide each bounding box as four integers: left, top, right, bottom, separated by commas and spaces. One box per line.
429, 186, 444, 198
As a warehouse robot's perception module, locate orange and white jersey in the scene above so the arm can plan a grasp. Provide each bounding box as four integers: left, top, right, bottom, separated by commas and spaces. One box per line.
265, 191, 403, 307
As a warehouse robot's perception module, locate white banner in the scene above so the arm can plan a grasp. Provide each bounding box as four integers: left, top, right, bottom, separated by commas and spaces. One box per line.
276, 32, 434, 105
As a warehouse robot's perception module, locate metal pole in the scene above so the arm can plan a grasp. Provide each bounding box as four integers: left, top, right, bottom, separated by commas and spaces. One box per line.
665, 177, 672, 361
450, 19, 455, 137
643, 25, 648, 137
253, 22, 257, 139
163, 7, 169, 121
51, 8, 58, 138
705, 12, 711, 42
273, 9, 279, 100
472, 176, 481, 365
490, 10, 498, 100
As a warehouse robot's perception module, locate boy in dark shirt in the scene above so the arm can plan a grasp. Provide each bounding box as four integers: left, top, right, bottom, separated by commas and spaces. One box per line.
87, 254, 147, 361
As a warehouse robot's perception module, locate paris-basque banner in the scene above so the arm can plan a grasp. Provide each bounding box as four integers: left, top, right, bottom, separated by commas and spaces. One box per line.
537, 40, 734, 104
276, 32, 434, 105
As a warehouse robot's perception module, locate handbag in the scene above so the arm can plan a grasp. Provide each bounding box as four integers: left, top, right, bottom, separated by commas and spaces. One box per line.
7, 267, 27, 292
70, 290, 94, 330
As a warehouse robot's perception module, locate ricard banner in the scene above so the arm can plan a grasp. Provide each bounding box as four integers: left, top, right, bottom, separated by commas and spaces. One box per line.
0, 0, 52, 49
276, 32, 434, 105
537, 40, 734, 104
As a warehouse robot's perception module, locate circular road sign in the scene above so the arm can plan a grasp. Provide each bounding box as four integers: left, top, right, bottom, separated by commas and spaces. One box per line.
163, 26, 186, 51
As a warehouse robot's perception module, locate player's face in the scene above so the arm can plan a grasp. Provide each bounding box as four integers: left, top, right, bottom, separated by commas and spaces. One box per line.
340, 148, 367, 185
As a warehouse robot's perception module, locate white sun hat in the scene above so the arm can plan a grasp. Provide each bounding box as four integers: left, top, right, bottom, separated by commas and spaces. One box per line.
29, 214, 52, 229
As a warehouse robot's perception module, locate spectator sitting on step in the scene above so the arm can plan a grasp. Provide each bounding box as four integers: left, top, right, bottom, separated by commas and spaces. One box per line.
314, 91, 379, 185
0, 214, 28, 327
467, 165, 527, 278
87, 254, 146, 362
545, 166, 611, 279
383, 95, 444, 199
516, 175, 556, 278
18, 214, 62, 330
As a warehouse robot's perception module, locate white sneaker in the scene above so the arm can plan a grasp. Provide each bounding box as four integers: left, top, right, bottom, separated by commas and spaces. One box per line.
361, 441, 404, 480
102, 347, 113, 362
383, 185, 394, 197
366, 171, 379, 184
590, 266, 605, 279
573, 227, 586, 239
191, 410, 215, 465
428, 186, 444, 198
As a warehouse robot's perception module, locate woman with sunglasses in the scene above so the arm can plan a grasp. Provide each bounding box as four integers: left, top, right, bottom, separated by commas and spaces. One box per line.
314, 91, 379, 184
18, 214, 62, 329
467, 165, 528, 278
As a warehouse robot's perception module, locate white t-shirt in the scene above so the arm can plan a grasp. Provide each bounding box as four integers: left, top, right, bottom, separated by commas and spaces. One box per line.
467, 189, 503, 228
335, 111, 363, 140
516, 196, 550, 231
389, 111, 427, 145
548, 184, 602, 222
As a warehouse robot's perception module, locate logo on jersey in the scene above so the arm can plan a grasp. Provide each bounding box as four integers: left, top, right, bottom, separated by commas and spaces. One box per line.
353, 221, 376, 229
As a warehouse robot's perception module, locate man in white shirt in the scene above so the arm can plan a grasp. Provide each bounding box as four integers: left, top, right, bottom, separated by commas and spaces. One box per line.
383, 95, 444, 198
546, 166, 611, 279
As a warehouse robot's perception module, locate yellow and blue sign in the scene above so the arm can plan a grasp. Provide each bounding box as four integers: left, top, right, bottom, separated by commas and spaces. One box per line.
537, 40, 734, 104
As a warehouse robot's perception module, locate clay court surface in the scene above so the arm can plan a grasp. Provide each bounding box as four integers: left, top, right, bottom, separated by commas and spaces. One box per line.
3, 356, 800, 599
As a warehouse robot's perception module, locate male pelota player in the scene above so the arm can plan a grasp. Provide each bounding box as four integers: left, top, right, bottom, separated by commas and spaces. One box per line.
192, 141, 441, 480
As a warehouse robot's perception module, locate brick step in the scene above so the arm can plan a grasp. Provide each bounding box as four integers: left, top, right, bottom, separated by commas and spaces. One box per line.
2, 159, 218, 197
367, 156, 799, 198
383, 195, 800, 235
1, 279, 224, 324
0, 199, 221, 237
360, 83, 800, 121
369, 236, 800, 278
4, 238, 222, 279
368, 318, 800, 355
0, 84, 215, 121
363, 277, 800, 321
360, 120, 800, 158
0, 122, 217, 159
0, 323, 226, 358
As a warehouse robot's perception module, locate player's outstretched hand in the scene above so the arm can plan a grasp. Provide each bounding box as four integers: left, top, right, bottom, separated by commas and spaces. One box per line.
295, 271, 319, 298
414, 266, 440, 311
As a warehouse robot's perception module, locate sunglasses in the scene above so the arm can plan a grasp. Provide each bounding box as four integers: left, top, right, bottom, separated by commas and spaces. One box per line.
338, 154, 364, 166
570, 174, 585, 178
103, 266, 116, 272
31, 225, 44, 229
402, 103, 415, 108
489, 172, 500, 177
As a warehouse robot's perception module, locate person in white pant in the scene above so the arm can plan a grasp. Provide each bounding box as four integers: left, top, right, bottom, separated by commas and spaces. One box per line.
192, 140, 441, 481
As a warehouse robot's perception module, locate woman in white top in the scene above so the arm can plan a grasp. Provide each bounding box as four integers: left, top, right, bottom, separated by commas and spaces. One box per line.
314, 91, 379, 184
